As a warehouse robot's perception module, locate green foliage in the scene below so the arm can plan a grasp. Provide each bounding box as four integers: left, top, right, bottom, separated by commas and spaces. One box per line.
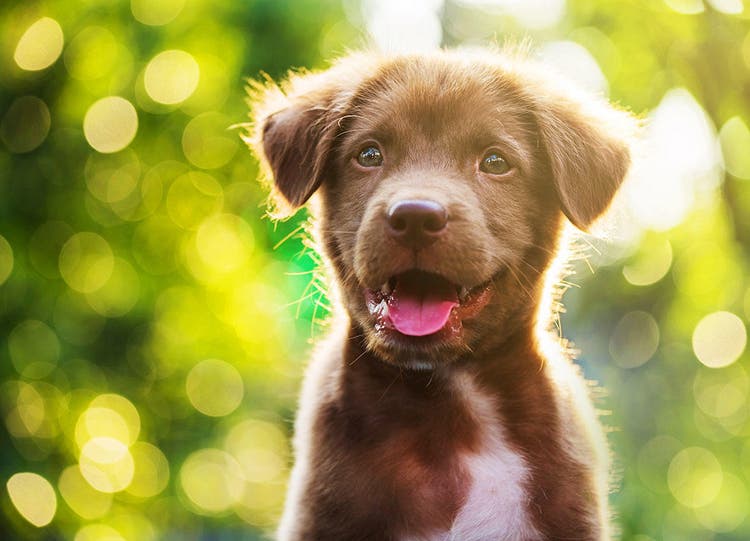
0, 0, 749, 539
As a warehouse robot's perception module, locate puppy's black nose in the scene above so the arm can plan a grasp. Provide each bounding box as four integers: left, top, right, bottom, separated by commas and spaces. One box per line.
386, 199, 447, 249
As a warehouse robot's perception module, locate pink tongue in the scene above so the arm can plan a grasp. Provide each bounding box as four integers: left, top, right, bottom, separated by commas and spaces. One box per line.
388, 274, 458, 337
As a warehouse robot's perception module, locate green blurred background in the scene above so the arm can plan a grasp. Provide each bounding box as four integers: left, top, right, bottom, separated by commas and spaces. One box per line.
1, 0, 749, 539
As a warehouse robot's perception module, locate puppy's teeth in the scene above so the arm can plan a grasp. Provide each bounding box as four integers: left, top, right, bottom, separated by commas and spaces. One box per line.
373, 299, 388, 318
459, 286, 469, 301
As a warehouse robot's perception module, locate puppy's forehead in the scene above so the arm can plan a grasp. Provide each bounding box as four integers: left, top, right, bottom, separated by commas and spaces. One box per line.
348, 58, 529, 141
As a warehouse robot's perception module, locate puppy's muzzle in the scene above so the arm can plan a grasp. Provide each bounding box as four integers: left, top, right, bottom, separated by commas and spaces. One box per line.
386, 199, 447, 250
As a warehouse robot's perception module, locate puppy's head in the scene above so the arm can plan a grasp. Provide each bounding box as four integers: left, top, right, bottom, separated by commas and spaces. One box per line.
249, 50, 637, 369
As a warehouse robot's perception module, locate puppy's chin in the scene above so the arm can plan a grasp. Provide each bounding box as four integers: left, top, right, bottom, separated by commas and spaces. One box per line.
360, 324, 469, 370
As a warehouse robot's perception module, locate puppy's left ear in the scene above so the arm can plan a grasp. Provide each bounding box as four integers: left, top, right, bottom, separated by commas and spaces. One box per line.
529, 75, 639, 231
246, 57, 374, 217
245, 72, 339, 215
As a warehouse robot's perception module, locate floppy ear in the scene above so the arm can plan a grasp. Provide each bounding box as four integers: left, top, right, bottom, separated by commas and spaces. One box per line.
528, 75, 638, 231
247, 58, 375, 216
246, 72, 340, 214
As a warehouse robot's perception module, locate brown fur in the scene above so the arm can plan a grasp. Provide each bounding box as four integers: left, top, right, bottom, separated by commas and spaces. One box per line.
247, 48, 637, 541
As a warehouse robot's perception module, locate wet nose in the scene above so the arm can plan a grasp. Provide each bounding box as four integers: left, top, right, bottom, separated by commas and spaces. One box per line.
386, 199, 448, 249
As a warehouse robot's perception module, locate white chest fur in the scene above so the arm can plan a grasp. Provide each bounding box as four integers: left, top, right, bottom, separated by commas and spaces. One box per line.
409, 373, 541, 541
447, 433, 540, 541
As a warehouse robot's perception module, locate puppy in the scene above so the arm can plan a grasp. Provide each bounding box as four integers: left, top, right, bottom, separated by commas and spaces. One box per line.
248, 49, 637, 541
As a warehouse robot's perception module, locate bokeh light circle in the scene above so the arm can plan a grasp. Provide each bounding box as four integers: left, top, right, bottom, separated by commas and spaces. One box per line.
459, 0, 567, 29
7, 472, 57, 527
166, 171, 223, 230
622, 238, 673, 286
75, 394, 141, 453
14, 17, 64, 71
609, 311, 660, 368
132, 215, 181, 274
0, 234, 13, 285
0, 96, 51, 153
3, 381, 46, 438
8, 320, 60, 379
181, 112, 238, 169
195, 214, 255, 274
668, 446, 723, 508
131, 0, 186, 26
664, 0, 705, 14
91, 394, 141, 441
74, 524, 126, 541
225, 419, 289, 483
637, 435, 682, 494
58, 465, 112, 520
144, 50, 200, 105
692, 311, 747, 368
83, 97, 138, 153
84, 149, 141, 204
186, 359, 244, 417
363, 0, 443, 53
126, 442, 170, 498
59, 232, 115, 293
673, 242, 743, 307
693, 365, 749, 420
694, 472, 749, 532
75, 407, 131, 449
180, 53, 230, 113
79, 437, 135, 493
719, 116, 750, 180
64, 26, 119, 81
707, 0, 743, 15
85, 257, 141, 317
179, 448, 245, 514
539, 40, 608, 95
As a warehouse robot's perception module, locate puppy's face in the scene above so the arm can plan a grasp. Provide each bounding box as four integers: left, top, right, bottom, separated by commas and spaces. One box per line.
322, 64, 553, 367
251, 51, 635, 369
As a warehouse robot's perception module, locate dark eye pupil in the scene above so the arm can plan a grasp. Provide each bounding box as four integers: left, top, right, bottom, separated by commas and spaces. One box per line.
481, 152, 509, 174
357, 146, 383, 167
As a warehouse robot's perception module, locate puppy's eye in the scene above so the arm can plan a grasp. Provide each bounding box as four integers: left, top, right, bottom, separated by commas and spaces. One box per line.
356, 145, 383, 167
479, 150, 511, 175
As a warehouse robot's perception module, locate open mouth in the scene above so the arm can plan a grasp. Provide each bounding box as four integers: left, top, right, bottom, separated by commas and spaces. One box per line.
364, 270, 493, 338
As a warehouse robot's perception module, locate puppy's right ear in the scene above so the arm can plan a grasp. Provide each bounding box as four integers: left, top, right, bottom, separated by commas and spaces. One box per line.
247, 62, 368, 216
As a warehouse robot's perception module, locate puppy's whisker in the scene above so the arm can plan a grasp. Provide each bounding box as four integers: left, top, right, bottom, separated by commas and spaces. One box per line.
348, 347, 370, 367
516, 259, 545, 277
377, 372, 401, 402
505, 266, 535, 302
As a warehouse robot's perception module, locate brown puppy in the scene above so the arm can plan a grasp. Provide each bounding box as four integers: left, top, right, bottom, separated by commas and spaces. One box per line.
248, 49, 637, 541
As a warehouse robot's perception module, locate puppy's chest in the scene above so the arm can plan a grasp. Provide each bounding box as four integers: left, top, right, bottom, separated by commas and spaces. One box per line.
397, 390, 540, 541
445, 444, 537, 541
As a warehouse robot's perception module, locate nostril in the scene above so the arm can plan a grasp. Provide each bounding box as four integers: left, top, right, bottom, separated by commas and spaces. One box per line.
391, 216, 407, 232
386, 199, 448, 248
424, 213, 446, 232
